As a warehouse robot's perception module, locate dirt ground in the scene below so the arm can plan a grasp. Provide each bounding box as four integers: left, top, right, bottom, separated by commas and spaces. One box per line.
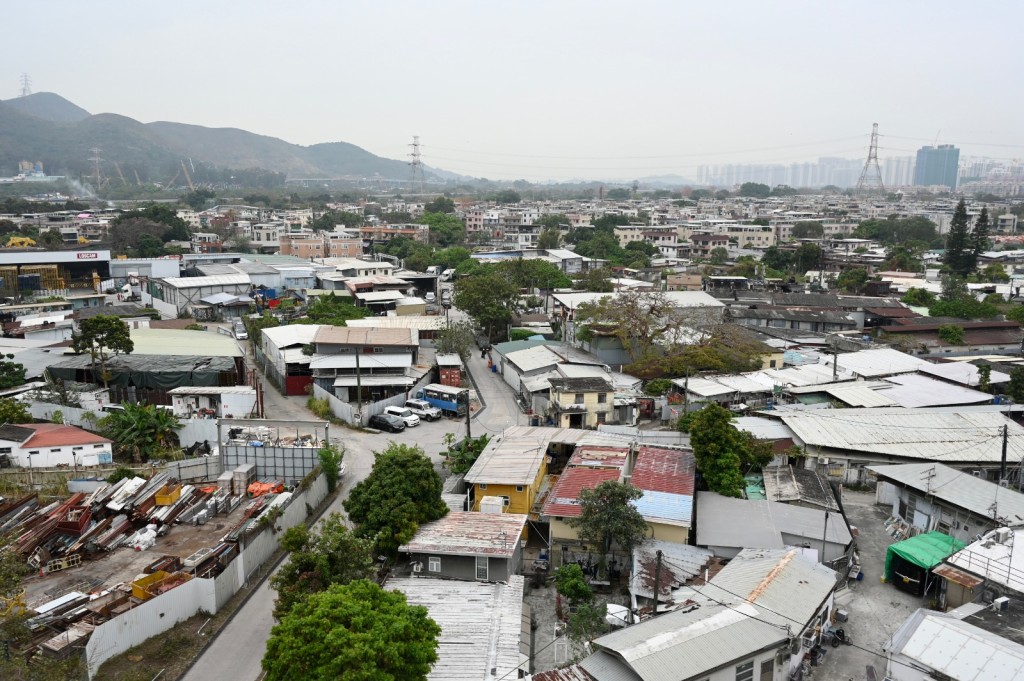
814, 490, 927, 681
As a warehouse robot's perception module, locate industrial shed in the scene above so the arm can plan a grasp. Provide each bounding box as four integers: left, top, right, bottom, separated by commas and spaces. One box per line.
47, 354, 239, 390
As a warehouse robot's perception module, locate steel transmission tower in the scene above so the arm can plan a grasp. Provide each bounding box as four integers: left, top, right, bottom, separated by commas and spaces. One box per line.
856, 123, 885, 193
19, 73, 32, 97
408, 136, 425, 193
88, 147, 105, 189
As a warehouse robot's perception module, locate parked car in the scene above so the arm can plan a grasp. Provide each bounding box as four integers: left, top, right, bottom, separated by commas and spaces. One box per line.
404, 398, 442, 421
233, 322, 248, 340
368, 413, 406, 433
424, 292, 436, 303
383, 406, 421, 427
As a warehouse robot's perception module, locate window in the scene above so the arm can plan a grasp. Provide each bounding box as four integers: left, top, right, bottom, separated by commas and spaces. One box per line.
759, 660, 773, 681
50, 448, 62, 453
0, 447, 10, 454
736, 660, 754, 681
29, 450, 39, 455
596, 412, 606, 424
479, 483, 487, 490
72, 446, 83, 451
501, 496, 510, 507
94, 444, 104, 449
574, 393, 584, 404
373, 347, 384, 353
597, 393, 607, 404
428, 557, 441, 573
476, 555, 489, 581
516, 485, 524, 492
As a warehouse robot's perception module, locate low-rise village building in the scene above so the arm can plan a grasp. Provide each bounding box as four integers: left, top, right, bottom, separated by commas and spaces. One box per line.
398, 511, 528, 582
0, 423, 113, 468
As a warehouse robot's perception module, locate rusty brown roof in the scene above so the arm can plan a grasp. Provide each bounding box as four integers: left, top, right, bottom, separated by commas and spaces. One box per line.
398, 511, 527, 557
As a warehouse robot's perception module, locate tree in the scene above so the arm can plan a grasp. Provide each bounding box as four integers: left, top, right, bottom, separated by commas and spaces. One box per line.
433, 319, 477, 360
901, 287, 936, 307
688, 404, 747, 498
443, 433, 491, 475
418, 212, 465, 246
972, 207, 991, 267
453, 271, 519, 341
566, 480, 648, 572
643, 378, 673, 396
537, 226, 562, 250
310, 210, 363, 231
854, 215, 939, 247
493, 189, 522, 204
0, 398, 31, 424
495, 258, 572, 290
937, 324, 965, 345
760, 246, 793, 273
100, 402, 181, 462
791, 221, 824, 239
136, 233, 166, 257
270, 513, 374, 620
980, 262, 1010, 283
555, 563, 593, 606
738, 182, 771, 198
885, 245, 923, 272
424, 196, 455, 214
929, 275, 1000, 319
536, 214, 569, 231
793, 243, 823, 274
1008, 367, 1024, 404
573, 267, 614, 293
0, 355, 26, 390
343, 443, 448, 554
295, 293, 370, 326
944, 199, 974, 276
71, 315, 134, 387
834, 267, 869, 293
262, 580, 440, 681
709, 246, 729, 265
318, 444, 344, 493
184, 188, 216, 211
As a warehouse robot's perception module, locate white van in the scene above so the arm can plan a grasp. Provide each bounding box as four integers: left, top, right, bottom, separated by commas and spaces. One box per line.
440, 269, 456, 282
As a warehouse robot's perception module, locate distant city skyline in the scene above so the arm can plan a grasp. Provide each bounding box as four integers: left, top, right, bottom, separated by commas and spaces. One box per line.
3, 1, 1022, 182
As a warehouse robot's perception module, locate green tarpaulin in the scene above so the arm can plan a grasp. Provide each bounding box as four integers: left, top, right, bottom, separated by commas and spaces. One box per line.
884, 530, 965, 582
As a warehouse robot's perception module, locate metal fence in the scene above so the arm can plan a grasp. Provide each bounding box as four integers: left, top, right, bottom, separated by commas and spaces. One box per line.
221, 445, 322, 484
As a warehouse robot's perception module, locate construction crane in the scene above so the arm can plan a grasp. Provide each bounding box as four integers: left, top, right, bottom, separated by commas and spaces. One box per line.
112, 160, 128, 188
180, 159, 195, 191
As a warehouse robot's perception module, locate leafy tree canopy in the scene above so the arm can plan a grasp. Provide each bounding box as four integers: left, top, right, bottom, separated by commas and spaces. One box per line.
494, 258, 572, 290
262, 580, 440, 681
100, 402, 181, 462
433, 319, 477, 360
71, 315, 134, 387
853, 215, 940, 247
567, 481, 648, 564
738, 182, 771, 198
423, 196, 455, 214
294, 293, 370, 326
343, 443, 448, 554
0, 354, 26, 390
0, 397, 31, 424
687, 404, 752, 497
270, 513, 374, 621
834, 267, 870, 293
453, 271, 520, 340
901, 287, 936, 307
791, 221, 824, 239
418, 211, 465, 247
310, 210, 363, 231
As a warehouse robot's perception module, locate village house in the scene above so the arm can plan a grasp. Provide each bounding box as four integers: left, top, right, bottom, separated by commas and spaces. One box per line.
397, 511, 528, 582
0, 423, 113, 468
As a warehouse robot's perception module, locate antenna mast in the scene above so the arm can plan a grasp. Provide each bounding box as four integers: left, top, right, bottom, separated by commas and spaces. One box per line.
19, 73, 32, 97
855, 123, 886, 194
408, 136, 425, 193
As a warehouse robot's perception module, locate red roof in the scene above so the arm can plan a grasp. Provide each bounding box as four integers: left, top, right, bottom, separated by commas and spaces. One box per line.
23, 424, 111, 448
631, 447, 696, 495
542, 467, 621, 518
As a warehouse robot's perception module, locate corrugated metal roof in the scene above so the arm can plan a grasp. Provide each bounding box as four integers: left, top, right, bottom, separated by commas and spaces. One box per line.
354, 290, 405, 302
552, 290, 725, 311
782, 408, 1024, 463
630, 447, 695, 496
822, 383, 899, 408
386, 576, 525, 681
398, 511, 528, 557
261, 324, 324, 349
161, 274, 250, 288
332, 375, 414, 387
869, 462, 1024, 524
543, 468, 621, 518
167, 386, 255, 395
568, 445, 629, 469
314, 326, 418, 346
345, 316, 449, 330
310, 352, 411, 369
521, 370, 559, 393
632, 491, 693, 527
671, 377, 733, 397
733, 416, 795, 441
631, 541, 712, 602
696, 493, 784, 550
919, 361, 1012, 387
828, 347, 927, 377
881, 374, 993, 408
505, 345, 564, 373
892, 610, 1024, 681
129, 328, 243, 357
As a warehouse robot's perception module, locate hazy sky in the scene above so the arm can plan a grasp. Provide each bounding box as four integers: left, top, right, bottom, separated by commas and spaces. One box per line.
4, 1, 1022, 181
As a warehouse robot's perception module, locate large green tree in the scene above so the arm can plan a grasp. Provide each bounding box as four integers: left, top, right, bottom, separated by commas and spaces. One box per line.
71, 315, 134, 387
834, 267, 870, 293
343, 443, 448, 554
687, 404, 747, 498
854, 215, 939, 247
972, 207, 991, 267
791, 221, 824, 239
494, 258, 572, 290
418, 212, 465, 246
566, 480, 648, 572
262, 580, 440, 681
738, 182, 771, 198
452, 271, 520, 341
433, 319, 477, 360
270, 513, 374, 620
424, 196, 455, 214
0, 398, 31, 424
0, 355, 26, 390
793, 243, 823, 274
944, 199, 974, 276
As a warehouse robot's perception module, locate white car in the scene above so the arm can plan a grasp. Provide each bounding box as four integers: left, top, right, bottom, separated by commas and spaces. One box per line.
384, 406, 421, 427
424, 292, 436, 303
404, 399, 442, 421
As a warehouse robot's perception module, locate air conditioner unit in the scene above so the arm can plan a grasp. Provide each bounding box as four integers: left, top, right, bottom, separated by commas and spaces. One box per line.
1000, 480, 1010, 488
973, 470, 983, 478
818, 457, 830, 465
995, 528, 1013, 544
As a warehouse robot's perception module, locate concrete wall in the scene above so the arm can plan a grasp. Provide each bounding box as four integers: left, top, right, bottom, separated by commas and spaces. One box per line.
84, 471, 329, 678
312, 373, 432, 426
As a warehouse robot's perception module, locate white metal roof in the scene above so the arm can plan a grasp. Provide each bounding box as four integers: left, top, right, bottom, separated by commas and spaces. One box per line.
128, 328, 243, 357
505, 345, 564, 373
310, 353, 411, 369
826, 347, 927, 378
697, 493, 851, 548
465, 426, 624, 486
354, 290, 405, 302
881, 374, 994, 409
673, 377, 733, 397
345, 316, 449, 330
868, 462, 1024, 525
386, 576, 525, 681
161, 274, 250, 288
551, 290, 725, 310
280, 348, 312, 365
398, 511, 528, 557
946, 528, 1024, 593
332, 375, 414, 387
919, 361, 1012, 387
782, 408, 1024, 463
888, 609, 1024, 681
261, 324, 324, 349
167, 386, 256, 395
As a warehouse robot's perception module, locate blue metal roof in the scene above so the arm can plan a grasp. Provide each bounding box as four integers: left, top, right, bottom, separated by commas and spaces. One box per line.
632, 490, 693, 525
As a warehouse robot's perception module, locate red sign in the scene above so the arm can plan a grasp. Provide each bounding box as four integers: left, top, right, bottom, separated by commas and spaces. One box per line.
76, 252, 99, 259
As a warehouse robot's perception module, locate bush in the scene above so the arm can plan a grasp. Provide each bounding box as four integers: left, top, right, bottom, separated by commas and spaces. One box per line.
318, 444, 344, 492
307, 396, 332, 420
106, 466, 137, 484
644, 378, 673, 396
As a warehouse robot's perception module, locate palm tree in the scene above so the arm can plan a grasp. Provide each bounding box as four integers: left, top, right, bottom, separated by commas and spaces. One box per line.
100, 403, 181, 462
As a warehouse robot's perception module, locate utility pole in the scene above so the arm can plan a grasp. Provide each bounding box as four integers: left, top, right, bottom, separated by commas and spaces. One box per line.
652, 550, 663, 616
355, 351, 362, 426
821, 510, 830, 567
832, 350, 838, 380
465, 389, 472, 442
1001, 424, 1009, 482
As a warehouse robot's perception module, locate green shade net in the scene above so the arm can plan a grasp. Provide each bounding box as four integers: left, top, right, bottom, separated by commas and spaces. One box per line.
884, 530, 966, 582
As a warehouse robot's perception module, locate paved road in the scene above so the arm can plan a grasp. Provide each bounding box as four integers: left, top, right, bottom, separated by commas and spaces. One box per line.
183, 328, 524, 681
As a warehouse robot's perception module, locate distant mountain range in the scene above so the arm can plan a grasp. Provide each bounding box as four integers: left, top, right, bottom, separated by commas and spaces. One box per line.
0, 92, 438, 186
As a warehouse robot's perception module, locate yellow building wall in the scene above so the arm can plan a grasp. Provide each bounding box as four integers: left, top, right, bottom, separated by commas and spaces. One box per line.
760, 351, 786, 370
553, 391, 612, 428
471, 457, 548, 517
646, 521, 689, 544
550, 517, 580, 544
